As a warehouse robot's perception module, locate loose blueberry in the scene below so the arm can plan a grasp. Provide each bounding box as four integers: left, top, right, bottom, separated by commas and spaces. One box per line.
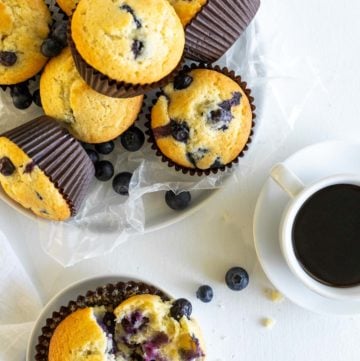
225, 267, 249, 291
170, 299, 192, 321
95, 141, 114, 155
170, 120, 189, 143
0, 51, 17, 66
173, 73, 193, 90
32, 89, 42, 107
52, 21, 68, 46
10, 84, 32, 110
112, 172, 132, 195
165, 190, 191, 211
41, 38, 63, 58
0, 157, 15, 176
81, 142, 91, 149
86, 149, 99, 164
95, 160, 114, 181
120, 126, 145, 152
196, 285, 213, 303
132, 40, 144, 59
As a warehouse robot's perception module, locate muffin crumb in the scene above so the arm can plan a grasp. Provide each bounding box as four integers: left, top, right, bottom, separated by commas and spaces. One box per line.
265, 288, 284, 303
261, 317, 276, 329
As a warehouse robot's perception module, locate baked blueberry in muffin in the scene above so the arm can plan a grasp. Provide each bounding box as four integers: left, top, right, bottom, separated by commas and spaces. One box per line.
150, 68, 254, 172
0, 0, 52, 85
70, 0, 185, 95
40, 48, 143, 143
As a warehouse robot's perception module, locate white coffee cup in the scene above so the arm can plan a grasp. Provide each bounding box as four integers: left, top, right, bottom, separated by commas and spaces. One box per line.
270, 163, 360, 301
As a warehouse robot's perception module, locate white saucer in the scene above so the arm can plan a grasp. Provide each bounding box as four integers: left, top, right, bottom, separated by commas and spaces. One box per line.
253, 140, 360, 315
26, 275, 172, 361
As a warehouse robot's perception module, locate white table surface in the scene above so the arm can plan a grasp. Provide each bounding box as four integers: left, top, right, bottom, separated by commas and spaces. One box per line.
4, 0, 360, 360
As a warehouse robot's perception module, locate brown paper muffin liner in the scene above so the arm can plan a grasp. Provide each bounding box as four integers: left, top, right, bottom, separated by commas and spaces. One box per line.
145, 63, 256, 177
34, 281, 170, 361
1, 116, 94, 216
184, 0, 261, 63
67, 21, 185, 98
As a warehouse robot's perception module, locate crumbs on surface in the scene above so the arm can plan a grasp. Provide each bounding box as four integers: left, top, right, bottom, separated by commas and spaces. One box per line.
265, 288, 284, 303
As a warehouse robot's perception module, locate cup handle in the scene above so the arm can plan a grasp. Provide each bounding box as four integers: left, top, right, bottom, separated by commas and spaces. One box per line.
270, 163, 305, 198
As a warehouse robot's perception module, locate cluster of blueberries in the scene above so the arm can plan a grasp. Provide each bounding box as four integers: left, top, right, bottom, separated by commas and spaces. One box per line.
2, 21, 68, 111
82, 127, 144, 196
82, 128, 192, 211
196, 267, 249, 303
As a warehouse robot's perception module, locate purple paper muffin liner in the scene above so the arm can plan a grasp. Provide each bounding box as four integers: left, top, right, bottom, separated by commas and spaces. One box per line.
185, 0, 261, 63
145, 63, 256, 177
67, 20, 185, 98
34, 281, 170, 361
2, 116, 94, 216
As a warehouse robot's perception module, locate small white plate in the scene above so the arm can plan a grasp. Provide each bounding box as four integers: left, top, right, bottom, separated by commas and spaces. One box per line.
253, 140, 360, 315
26, 275, 172, 361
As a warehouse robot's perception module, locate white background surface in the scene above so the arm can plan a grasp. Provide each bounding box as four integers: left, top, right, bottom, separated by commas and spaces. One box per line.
4, 0, 360, 360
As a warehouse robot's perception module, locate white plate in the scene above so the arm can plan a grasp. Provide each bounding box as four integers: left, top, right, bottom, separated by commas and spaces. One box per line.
26, 275, 173, 361
253, 140, 360, 315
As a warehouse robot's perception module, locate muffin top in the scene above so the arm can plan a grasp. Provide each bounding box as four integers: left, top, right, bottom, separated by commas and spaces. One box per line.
0, 0, 51, 85
151, 68, 253, 170
40, 48, 143, 144
168, 0, 207, 26
114, 294, 205, 361
56, 0, 79, 16
71, 0, 185, 85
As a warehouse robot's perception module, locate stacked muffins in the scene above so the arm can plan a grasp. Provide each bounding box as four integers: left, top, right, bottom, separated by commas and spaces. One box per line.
0, 0, 259, 220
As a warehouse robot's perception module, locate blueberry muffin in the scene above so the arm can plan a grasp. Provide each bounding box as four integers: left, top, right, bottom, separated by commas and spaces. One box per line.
70, 0, 185, 89
0, 0, 52, 85
0, 116, 94, 221
48, 294, 205, 361
167, 0, 207, 26
40, 48, 143, 144
56, 0, 79, 16
114, 295, 205, 360
150, 68, 254, 172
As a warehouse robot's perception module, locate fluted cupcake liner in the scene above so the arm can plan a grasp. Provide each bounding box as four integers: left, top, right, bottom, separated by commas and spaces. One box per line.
67, 21, 185, 98
34, 281, 170, 361
145, 63, 256, 177
2, 116, 94, 216
185, 0, 261, 63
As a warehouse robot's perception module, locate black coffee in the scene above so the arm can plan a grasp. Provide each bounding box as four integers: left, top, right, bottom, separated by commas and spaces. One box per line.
292, 183, 360, 287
